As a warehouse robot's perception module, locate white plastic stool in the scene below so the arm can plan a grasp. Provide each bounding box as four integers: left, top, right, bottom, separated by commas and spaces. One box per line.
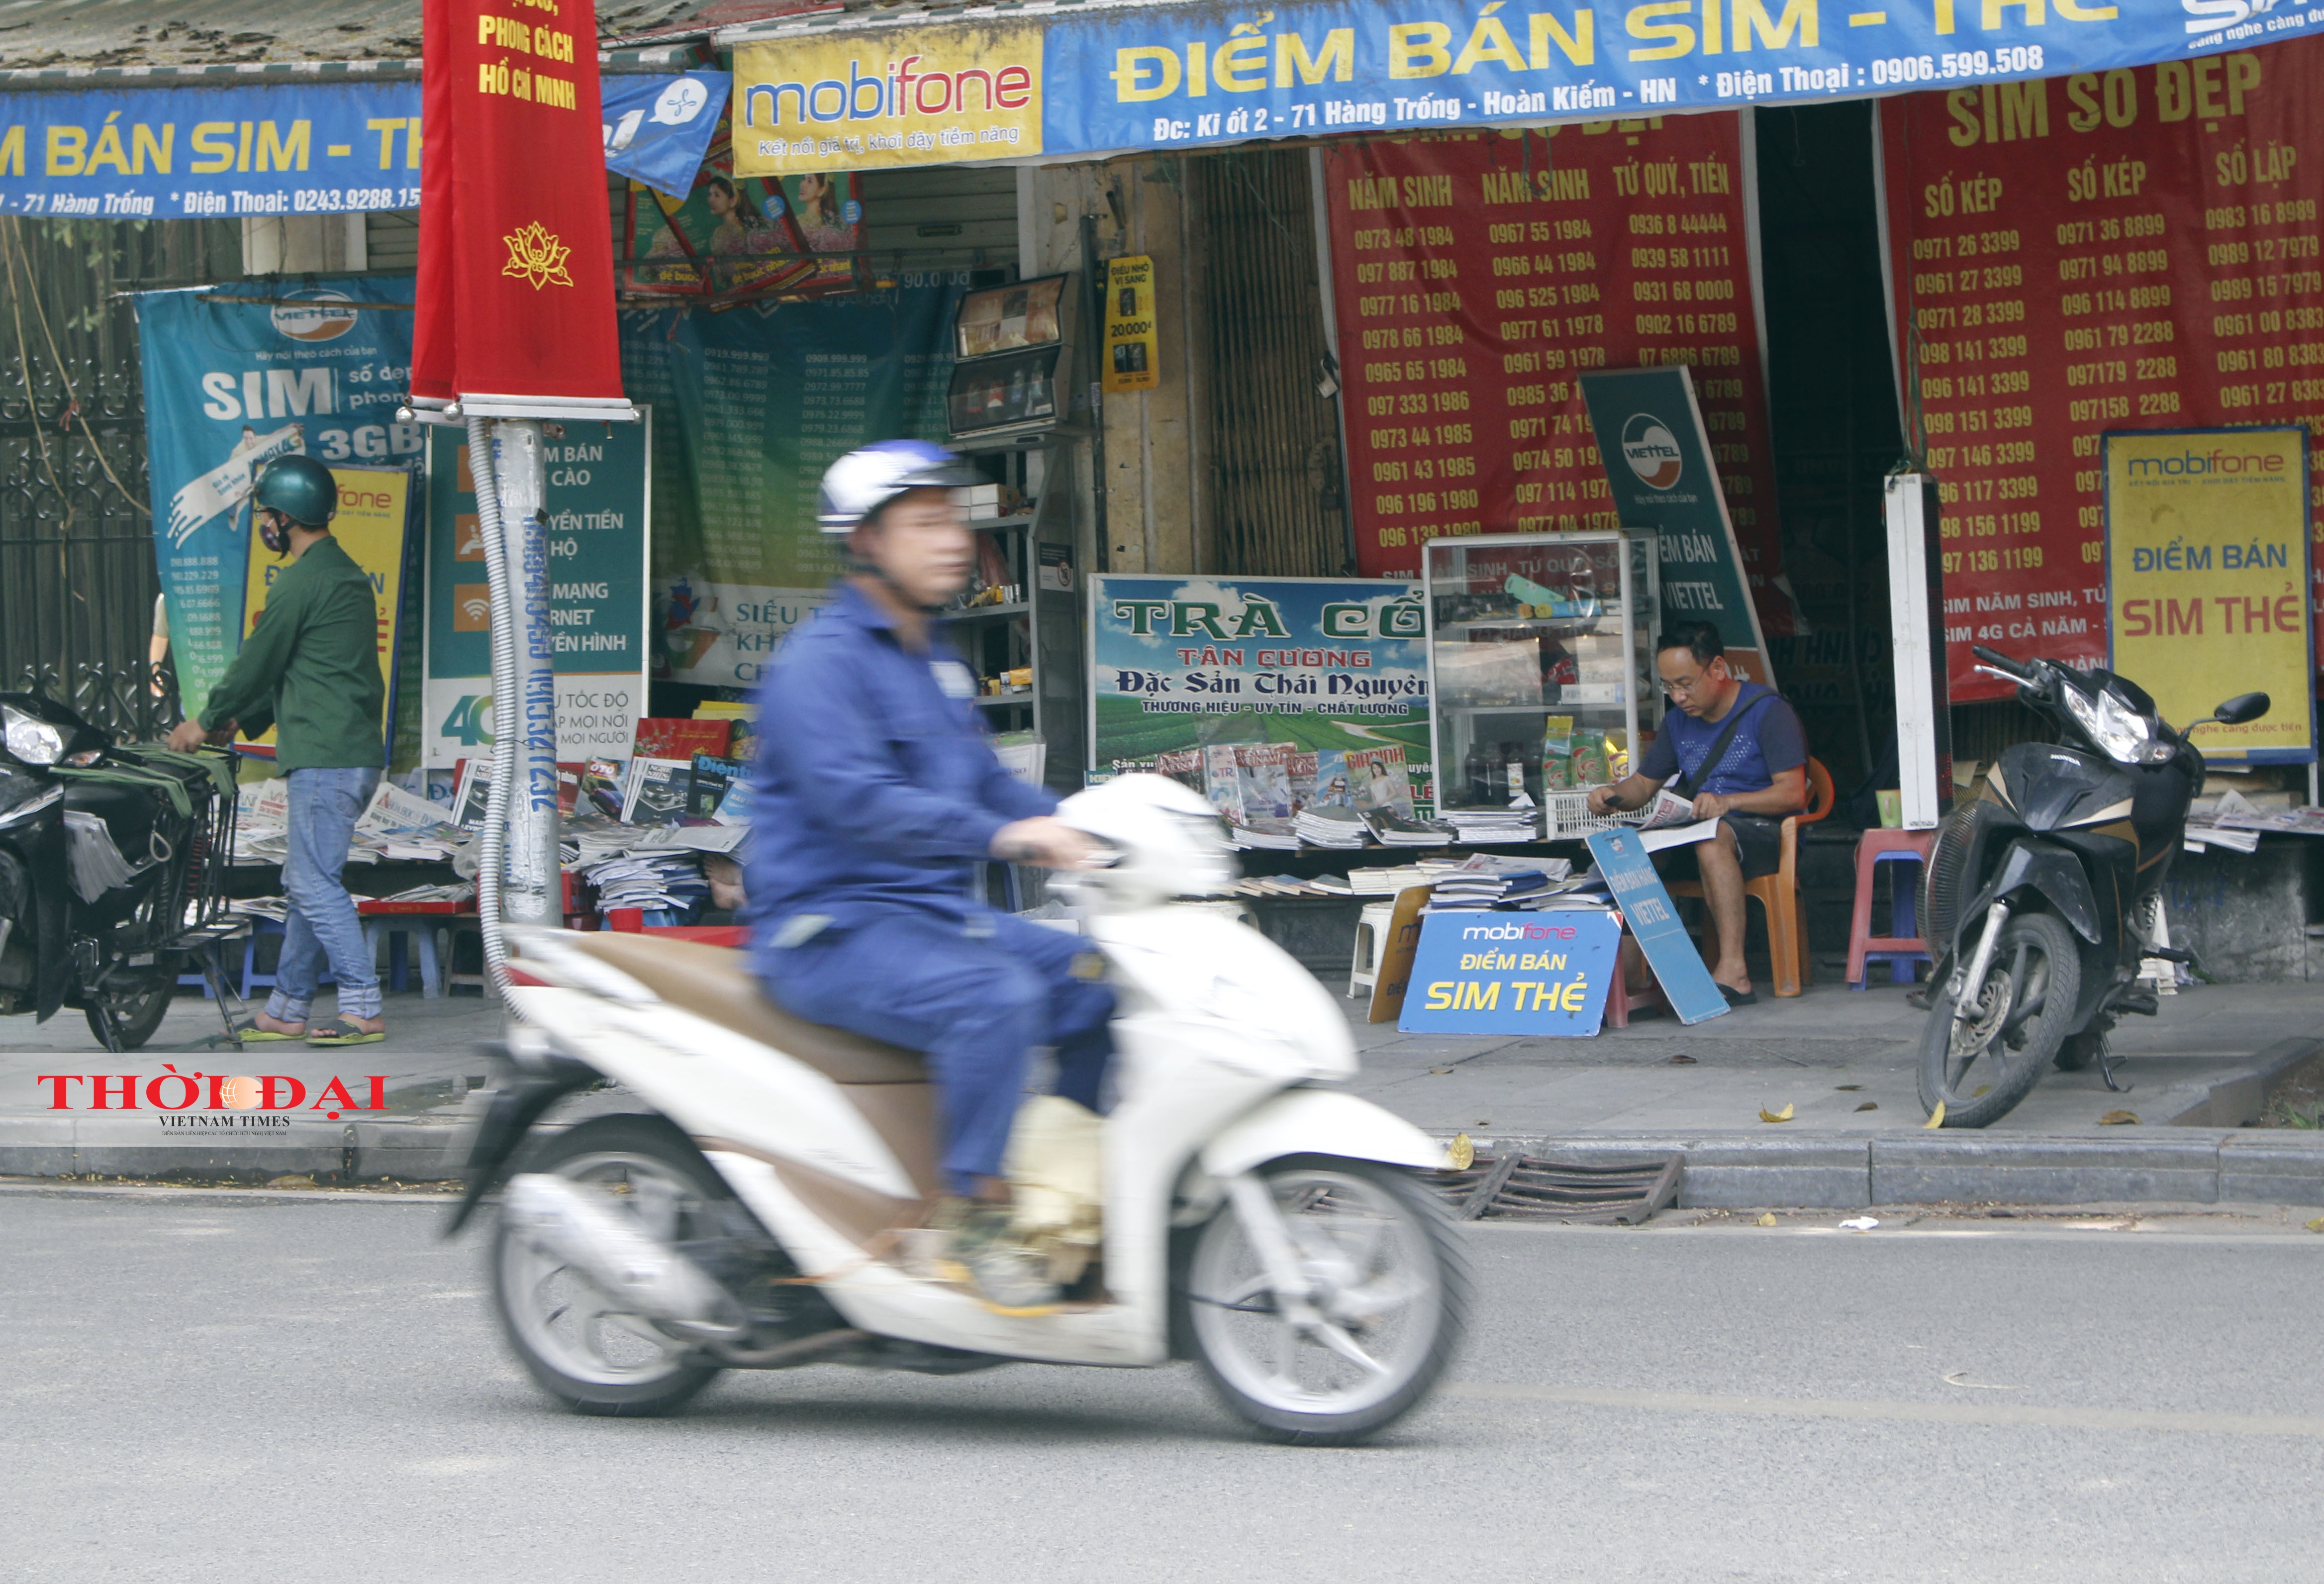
1348, 900, 1396, 999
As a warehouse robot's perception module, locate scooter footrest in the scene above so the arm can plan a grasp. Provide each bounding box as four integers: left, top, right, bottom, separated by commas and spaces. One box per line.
2116, 992, 2160, 1017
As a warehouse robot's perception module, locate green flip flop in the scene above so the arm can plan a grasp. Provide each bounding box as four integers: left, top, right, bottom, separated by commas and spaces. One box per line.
305, 1018, 385, 1047
231, 1018, 306, 1042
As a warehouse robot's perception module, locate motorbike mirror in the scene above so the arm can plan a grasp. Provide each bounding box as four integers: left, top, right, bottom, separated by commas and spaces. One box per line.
2213, 692, 2270, 726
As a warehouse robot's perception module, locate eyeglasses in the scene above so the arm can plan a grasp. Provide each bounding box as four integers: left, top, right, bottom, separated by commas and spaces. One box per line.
1663, 674, 1707, 697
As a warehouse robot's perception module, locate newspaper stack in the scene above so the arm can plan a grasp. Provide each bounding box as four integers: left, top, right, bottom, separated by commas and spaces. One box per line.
1229, 820, 1302, 852
580, 850, 710, 915
1295, 805, 1369, 848
1442, 807, 1540, 844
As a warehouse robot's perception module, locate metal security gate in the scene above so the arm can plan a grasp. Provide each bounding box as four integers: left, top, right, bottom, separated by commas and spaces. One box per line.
1193, 149, 1351, 579
0, 216, 237, 741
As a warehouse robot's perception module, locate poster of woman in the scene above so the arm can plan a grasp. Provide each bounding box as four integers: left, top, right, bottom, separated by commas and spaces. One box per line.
626, 117, 863, 302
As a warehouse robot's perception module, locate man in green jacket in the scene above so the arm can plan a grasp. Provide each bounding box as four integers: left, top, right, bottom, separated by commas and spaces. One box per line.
170, 455, 387, 1046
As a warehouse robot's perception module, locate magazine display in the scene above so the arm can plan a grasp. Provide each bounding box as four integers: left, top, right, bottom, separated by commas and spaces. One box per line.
687, 754, 744, 818
621, 757, 692, 825
1236, 743, 1295, 821
1202, 744, 1247, 825
1344, 745, 1417, 819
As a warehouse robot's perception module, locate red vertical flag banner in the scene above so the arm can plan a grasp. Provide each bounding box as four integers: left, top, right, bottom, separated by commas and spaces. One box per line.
1880, 40, 2324, 702
413, 0, 623, 404
1323, 121, 1792, 639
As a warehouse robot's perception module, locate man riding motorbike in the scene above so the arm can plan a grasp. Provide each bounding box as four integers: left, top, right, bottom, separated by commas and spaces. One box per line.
743, 440, 1109, 1309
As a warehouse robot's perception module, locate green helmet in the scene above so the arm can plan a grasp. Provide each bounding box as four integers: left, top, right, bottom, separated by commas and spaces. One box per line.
252, 454, 337, 528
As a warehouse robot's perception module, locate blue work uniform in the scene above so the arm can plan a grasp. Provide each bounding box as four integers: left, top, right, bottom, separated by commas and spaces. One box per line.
745, 581, 1114, 1195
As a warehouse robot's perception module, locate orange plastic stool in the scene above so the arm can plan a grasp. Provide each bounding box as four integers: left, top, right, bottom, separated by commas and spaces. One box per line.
1846, 827, 1937, 989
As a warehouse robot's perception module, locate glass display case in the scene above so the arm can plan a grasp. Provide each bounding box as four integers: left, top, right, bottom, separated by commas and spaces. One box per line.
1423, 530, 1660, 815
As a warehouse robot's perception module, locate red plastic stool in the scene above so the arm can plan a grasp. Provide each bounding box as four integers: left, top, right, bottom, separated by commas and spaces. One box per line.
1847, 828, 1936, 989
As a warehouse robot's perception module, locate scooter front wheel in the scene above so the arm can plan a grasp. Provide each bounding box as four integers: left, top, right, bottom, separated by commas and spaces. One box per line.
491, 1114, 727, 1417
1175, 1155, 1468, 1446
1918, 910, 2082, 1128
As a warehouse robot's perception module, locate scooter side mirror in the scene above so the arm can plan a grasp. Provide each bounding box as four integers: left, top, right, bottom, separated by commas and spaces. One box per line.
2213, 692, 2271, 726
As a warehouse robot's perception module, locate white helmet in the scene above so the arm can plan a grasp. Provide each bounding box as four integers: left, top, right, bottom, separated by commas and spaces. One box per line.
817, 439, 984, 534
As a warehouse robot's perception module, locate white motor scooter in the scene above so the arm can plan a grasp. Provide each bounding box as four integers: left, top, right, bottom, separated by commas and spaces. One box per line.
451, 774, 1466, 1444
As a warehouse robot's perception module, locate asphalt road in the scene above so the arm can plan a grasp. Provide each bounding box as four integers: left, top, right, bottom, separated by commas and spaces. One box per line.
4, 1190, 2321, 1583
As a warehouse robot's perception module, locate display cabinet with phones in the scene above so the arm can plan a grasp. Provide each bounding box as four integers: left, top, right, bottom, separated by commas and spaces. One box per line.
1423, 530, 1660, 818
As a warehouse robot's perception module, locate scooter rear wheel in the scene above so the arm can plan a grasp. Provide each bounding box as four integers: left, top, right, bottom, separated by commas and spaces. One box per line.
491, 1114, 727, 1417
1175, 1155, 1468, 1446
1918, 911, 2082, 1128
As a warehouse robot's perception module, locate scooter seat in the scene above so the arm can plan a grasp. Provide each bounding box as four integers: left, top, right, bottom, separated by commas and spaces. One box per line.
557, 932, 927, 1084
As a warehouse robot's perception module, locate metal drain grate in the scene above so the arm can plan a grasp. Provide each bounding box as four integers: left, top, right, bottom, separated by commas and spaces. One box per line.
1427, 1153, 1682, 1225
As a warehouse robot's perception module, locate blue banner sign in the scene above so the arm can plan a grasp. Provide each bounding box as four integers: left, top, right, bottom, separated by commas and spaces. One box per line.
136, 278, 420, 729
0, 73, 713, 217
1398, 908, 1620, 1035
735, 0, 2309, 171
1585, 828, 1728, 1025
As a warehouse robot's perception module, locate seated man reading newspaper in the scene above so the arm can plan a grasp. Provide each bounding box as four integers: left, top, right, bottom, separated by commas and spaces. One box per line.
1585, 622, 1807, 1006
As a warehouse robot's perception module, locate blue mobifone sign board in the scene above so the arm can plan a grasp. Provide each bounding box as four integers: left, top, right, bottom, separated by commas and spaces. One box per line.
1397, 909, 1620, 1036
1585, 828, 1728, 1026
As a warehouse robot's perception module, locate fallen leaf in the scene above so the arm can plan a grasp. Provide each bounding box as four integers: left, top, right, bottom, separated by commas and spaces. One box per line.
266, 1174, 315, 1188
1942, 1371, 2022, 1391
1856, 1100, 1879, 1111
1668, 1054, 1698, 1065
2099, 1110, 2140, 1126
1759, 1103, 1795, 1123
1973, 1085, 1992, 1097
2305, 1216, 2324, 1233
1924, 1101, 1947, 1129
1446, 1132, 1475, 1172
1836, 1084, 1864, 1091
1428, 1067, 1453, 1075
1755, 1212, 1779, 1227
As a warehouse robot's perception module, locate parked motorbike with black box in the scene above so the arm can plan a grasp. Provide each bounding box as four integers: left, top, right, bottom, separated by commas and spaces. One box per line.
1916, 645, 2268, 1128
0, 693, 245, 1050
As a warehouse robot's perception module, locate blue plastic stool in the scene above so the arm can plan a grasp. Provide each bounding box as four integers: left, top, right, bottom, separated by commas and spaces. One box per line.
362, 916, 445, 999
240, 916, 334, 1000
1846, 830, 1936, 989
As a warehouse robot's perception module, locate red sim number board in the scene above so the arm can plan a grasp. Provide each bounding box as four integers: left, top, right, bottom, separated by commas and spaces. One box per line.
1323, 121, 1791, 637
1881, 37, 2324, 701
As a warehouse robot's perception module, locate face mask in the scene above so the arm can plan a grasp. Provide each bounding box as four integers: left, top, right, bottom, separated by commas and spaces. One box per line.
260, 510, 290, 556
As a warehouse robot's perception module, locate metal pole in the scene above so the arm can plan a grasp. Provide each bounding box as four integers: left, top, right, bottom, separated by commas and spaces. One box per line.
489, 419, 564, 931
468, 417, 518, 994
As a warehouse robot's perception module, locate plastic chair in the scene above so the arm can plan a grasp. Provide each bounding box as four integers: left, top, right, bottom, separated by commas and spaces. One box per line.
1664, 755, 1833, 999
1846, 827, 1937, 989
1348, 899, 1397, 999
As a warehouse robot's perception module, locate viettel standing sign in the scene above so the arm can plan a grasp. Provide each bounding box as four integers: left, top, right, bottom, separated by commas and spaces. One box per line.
411, 0, 624, 408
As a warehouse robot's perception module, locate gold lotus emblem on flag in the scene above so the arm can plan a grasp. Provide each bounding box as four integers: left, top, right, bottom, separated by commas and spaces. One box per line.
500, 221, 575, 290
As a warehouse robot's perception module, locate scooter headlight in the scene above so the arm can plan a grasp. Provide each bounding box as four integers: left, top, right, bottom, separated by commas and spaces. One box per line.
1, 704, 64, 766
2061, 683, 2151, 765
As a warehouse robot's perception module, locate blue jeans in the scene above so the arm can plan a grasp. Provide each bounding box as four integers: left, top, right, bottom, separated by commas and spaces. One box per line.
757, 908, 1115, 1196
266, 766, 382, 1025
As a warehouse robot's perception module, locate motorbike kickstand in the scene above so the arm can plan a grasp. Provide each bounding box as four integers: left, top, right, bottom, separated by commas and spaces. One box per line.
2097, 1034, 2133, 1094
195, 943, 249, 1052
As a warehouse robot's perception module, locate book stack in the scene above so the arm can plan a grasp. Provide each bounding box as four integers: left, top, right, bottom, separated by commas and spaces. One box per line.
1425, 867, 1558, 911
1362, 808, 1452, 847
1295, 804, 1368, 848
1443, 807, 1540, 844
1321, 865, 1432, 895
1230, 821, 1301, 852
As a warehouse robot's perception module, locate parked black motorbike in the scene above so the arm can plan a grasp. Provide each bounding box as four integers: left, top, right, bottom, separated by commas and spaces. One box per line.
1916, 645, 2267, 1127
0, 693, 244, 1050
